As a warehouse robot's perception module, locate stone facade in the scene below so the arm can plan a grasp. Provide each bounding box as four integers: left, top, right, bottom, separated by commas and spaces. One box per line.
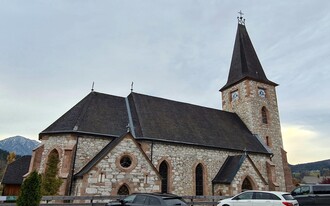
148, 142, 272, 196
30, 132, 274, 196
221, 79, 292, 191
72, 135, 161, 196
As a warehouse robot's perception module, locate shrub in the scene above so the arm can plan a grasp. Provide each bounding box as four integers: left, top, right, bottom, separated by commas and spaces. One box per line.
16, 170, 42, 206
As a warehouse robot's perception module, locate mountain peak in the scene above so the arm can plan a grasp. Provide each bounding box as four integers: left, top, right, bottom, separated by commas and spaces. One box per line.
0, 136, 40, 156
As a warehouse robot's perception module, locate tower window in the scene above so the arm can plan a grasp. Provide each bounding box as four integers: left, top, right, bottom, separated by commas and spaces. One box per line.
261, 107, 268, 124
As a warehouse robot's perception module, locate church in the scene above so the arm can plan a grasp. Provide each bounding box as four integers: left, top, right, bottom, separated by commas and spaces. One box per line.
28, 17, 293, 196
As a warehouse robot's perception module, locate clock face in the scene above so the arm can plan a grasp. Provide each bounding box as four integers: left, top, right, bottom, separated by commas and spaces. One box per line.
231, 91, 239, 101
258, 88, 266, 98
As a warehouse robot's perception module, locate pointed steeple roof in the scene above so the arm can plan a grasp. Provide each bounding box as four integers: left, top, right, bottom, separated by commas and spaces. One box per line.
220, 22, 278, 91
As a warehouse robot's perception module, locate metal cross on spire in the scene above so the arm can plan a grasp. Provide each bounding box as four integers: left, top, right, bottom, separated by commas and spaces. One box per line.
237, 10, 245, 25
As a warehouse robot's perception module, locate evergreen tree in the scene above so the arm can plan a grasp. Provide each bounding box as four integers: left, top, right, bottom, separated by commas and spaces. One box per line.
16, 170, 42, 206
41, 152, 63, 195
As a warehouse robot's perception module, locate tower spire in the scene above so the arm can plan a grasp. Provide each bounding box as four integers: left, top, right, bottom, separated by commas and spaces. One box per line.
220, 17, 278, 91
237, 10, 245, 25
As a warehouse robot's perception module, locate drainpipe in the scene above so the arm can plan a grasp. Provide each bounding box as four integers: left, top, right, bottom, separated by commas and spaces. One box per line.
151, 141, 154, 162
68, 136, 79, 196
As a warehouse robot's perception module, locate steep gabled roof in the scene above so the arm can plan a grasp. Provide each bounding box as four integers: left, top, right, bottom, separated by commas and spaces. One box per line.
2, 156, 31, 185
41, 91, 270, 155
41, 92, 128, 137
128, 93, 269, 154
212, 155, 245, 184
212, 154, 267, 184
220, 23, 278, 91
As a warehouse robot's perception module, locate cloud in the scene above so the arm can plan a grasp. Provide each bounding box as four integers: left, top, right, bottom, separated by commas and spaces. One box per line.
282, 124, 330, 164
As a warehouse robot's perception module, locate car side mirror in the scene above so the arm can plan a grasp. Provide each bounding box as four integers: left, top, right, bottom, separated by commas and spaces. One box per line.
119, 199, 126, 206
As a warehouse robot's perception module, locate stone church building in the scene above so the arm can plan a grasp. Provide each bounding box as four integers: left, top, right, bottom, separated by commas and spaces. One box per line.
28, 19, 293, 196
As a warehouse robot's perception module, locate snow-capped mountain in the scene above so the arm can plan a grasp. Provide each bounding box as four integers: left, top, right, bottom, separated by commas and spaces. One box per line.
0, 136, 40, 155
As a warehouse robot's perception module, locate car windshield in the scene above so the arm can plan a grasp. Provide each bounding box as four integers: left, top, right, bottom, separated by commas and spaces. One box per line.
123, 194, 136, 203
282, 194, 295, 200
163, 198, 187, 206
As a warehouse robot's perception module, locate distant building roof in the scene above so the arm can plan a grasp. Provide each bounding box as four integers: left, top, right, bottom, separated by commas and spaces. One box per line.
2, 156, 31, 185
302, 175, 330, 184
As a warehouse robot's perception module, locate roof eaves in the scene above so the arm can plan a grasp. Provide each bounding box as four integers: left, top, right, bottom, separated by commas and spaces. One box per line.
137, 136, 271, 155
220, 76, 278, 92
39, 130, 120, 139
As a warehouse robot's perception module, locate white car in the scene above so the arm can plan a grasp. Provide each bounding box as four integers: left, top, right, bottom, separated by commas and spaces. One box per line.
217, 190, 299, 206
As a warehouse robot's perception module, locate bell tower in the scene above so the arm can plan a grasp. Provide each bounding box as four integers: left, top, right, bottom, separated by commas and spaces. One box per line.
220, 14, 293, 192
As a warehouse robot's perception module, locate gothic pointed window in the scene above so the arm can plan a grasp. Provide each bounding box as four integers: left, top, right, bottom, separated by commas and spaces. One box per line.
242, 177, 253, 191
261, 107, 268, 124
159, 161, 168, 193
45, 149, 60, 174
195, 164, 204, 196
117, 184, 129, 195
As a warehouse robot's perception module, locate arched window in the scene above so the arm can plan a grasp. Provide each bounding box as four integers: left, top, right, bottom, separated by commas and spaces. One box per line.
261, 107, 268, 124
46, 149, 60, 172
242, 177, 253, 191
117, 184, 129, 195
159, 161, 168, 193
195, 164, 204, 196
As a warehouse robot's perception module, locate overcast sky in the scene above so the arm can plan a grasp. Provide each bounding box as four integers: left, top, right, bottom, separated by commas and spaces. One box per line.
0, 1, 329, 165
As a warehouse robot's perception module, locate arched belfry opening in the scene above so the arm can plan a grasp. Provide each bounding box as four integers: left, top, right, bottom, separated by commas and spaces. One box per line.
159, 161, 169, 193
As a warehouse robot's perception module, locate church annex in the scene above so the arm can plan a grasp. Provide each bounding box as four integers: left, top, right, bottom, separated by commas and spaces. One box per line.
28, 19, 293, 196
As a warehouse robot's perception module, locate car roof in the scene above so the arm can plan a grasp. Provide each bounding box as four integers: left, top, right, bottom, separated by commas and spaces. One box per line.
241, 190, 291, 195
131, 193, 181, 198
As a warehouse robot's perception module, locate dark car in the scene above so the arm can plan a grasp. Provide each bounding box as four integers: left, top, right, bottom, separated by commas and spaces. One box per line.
291, 184, 330, 206
106, 193, 188, 206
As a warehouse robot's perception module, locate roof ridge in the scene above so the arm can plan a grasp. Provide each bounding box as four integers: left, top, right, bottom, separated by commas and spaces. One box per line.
131, 92, 224, 113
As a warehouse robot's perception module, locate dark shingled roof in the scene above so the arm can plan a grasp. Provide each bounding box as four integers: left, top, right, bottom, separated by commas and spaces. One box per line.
128, 93, 268, 154
41, 92, 128, 137
212, 155, 245, 184
220, 23, 278, 91
213, 154, 267, 185
2, 156, 31, 185
41, 91, 270, 155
